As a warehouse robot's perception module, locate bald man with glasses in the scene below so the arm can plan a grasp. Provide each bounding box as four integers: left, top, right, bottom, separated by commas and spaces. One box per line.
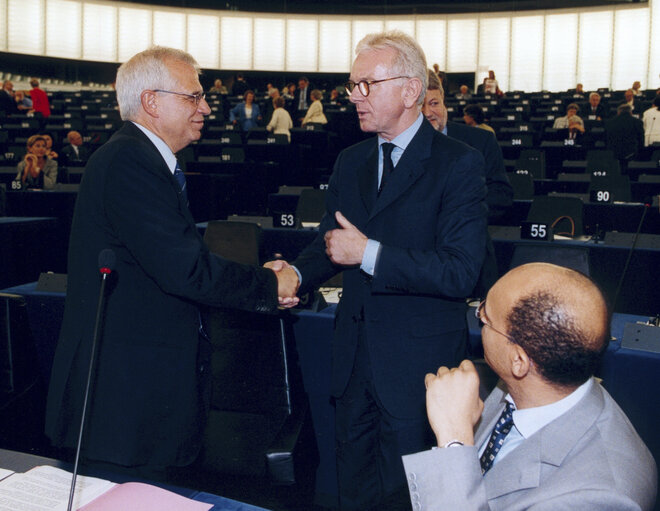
404, 263, 657, 510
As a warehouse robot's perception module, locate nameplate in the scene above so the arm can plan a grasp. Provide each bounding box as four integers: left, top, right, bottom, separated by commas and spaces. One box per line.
520, 221, 553, 241
621, 323, 660, 353
590, 189, 612, 203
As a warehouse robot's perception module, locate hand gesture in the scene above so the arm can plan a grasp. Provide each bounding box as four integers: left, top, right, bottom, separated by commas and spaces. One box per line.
424, 359, 484, 447
324, 211, 367, 266
264, 259, 300, 308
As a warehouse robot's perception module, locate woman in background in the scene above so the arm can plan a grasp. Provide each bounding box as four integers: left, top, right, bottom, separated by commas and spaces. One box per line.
229, 90, 262, 131
301, 89, 327, 126
14, 134, 58, 189
267, 96, 293, 141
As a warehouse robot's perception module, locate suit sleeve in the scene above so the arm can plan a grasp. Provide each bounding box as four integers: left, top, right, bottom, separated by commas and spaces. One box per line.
373, 149, 488, 298
103, 143, 278, 313
482, 133, 512, 221
402, 449, 645, 511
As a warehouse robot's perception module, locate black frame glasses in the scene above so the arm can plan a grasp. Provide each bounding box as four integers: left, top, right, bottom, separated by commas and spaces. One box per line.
344, 76, 410, 97
475, 300, 516, 344
152, 89, 206, 106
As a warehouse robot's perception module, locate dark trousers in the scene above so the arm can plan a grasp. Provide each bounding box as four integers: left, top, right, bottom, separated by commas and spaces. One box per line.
335, 324, 431, 511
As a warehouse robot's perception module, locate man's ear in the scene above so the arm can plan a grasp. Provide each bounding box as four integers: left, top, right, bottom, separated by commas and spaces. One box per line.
141, 90, 159, 118
402, 77, 423, 108
510, 344, 532, 380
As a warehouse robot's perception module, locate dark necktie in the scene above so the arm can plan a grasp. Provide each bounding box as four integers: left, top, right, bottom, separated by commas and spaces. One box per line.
379, 142, 395, 195
173, 162, 188, 206
480, 402, 515, 474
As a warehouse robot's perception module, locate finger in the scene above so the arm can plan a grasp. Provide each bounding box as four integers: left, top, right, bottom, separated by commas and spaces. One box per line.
334, 211, 354, 230
436, 366, 450, 376
424, 373, 436, 389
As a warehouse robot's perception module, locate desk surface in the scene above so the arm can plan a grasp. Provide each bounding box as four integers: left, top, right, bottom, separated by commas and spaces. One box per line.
0, 449, 269, 510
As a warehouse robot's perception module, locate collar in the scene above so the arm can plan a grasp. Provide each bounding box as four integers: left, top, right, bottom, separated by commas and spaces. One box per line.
506, 378, 593, 440
132, 121, 177, 174
378, 112, 424, 152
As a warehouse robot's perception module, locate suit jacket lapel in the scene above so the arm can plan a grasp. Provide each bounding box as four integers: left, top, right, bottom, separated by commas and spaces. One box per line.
483, 378, 603, 501
358, 142, 378, 215
369, 120, 434, 220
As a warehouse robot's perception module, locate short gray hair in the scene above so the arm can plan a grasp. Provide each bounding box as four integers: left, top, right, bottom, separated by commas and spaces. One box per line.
355, 30, 428, 106
116, 46, 201, 121
589, 92, 600, 100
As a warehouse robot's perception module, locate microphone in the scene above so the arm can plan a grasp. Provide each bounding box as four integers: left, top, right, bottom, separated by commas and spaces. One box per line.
67, 249, 116, 511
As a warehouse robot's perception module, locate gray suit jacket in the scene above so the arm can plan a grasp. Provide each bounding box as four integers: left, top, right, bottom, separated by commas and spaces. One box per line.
403, 378, 657, 510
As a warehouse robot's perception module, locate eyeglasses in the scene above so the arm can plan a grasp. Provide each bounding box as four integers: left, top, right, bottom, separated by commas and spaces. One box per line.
475, 300, 516, 344
152, 89, 206, 106
344, 76, 410, 97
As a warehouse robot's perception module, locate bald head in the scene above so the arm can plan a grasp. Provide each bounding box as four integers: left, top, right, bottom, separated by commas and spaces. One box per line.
489, 263, 609, 387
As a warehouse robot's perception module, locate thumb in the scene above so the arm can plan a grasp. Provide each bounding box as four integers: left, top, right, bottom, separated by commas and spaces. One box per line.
335, 211, 354, 230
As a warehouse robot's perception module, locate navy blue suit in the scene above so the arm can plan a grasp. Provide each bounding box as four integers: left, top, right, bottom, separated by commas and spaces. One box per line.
294, 118, 488, 508
45, 122, 278, 469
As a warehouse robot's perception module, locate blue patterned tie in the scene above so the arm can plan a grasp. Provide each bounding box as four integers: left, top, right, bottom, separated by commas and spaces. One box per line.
173, 162, 188, 206
480, 402, 515, 474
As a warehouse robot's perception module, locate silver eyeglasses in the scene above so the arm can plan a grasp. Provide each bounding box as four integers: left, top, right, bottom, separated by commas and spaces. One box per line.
344, 76, 410, 97
475, 300, 516, 343
152, 89, 206, 105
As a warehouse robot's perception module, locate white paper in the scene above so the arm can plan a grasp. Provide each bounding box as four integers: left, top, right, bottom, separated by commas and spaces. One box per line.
0, 465, 115, 511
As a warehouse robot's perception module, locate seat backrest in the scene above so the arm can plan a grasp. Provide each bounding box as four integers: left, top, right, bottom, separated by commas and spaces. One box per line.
221, 147, 245, 163
506, 172, 534, 200
509, 244, 591, 276
203, 220, 261, 265
527, 195, 584, 236
588, 175, 631, 202
514, 157, 545, 179
295, 188, 327, 225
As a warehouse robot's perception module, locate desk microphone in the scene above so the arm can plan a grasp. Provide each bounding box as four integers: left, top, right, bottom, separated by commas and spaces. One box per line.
67, 249, 116, 511
612, 204, 649, 312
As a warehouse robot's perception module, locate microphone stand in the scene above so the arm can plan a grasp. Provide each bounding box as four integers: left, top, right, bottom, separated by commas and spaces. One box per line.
67, 260, 114, 511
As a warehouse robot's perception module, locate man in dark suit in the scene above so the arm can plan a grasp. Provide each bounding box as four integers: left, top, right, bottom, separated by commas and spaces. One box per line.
268, 31, 487, 510
423, 69, 511, 298
605, 103, 645, 173
60, 130, 90, 165
585, 92, 607, 121
45, 47, 299, 480
295, 76, 311, 123
0, 80, 18, 115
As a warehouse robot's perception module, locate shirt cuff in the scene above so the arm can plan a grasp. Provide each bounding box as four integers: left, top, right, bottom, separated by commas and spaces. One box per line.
360, 239, 380, 276
291, 265, 302, 286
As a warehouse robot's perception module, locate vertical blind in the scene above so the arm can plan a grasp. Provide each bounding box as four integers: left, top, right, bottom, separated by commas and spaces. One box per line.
1, 0, 658, 90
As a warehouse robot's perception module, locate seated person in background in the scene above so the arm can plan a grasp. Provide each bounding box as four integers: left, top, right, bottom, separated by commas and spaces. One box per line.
586, 92, 606, 120
632, 80, 643, 97
0, 80, 18, 115
229, 89, 261, 131
282, 82, 295, 100
642, 96, 660, 146
403, 262, 657, 511
301, 89, 327, 126
41, 133, 58, 160
61, 130, 90, 165
553, 103, 585, 138
455, 85, 472, 100
266, 96, 293, 141
14, 90, 32, 111
328, 88, 343, 105
624, 89, 638, 112
14, 134, 58, 189
464, 104, 495, 134
208, 78, 228, 95
569, 82, 585, 98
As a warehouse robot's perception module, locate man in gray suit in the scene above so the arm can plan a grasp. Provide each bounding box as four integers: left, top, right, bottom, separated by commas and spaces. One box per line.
403, 262, 657, 511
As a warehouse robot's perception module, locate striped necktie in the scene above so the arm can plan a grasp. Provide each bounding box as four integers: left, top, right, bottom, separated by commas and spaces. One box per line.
173, 162, 188, 206
480, 401, 515, 474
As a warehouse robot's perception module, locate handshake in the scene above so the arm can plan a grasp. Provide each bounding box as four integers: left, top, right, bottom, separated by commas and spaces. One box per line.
264, 259, 300, 308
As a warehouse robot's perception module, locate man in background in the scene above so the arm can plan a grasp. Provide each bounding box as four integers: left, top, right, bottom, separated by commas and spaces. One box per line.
605, 103, 644, 173
0, 80, 18, 115
61, 130, 90, 165
404, 262, 657, 510
46, 46, 298, 481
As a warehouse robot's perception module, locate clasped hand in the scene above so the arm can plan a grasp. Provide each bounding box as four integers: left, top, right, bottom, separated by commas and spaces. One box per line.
264, 260, 300, 308
425, 360, 484, 447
